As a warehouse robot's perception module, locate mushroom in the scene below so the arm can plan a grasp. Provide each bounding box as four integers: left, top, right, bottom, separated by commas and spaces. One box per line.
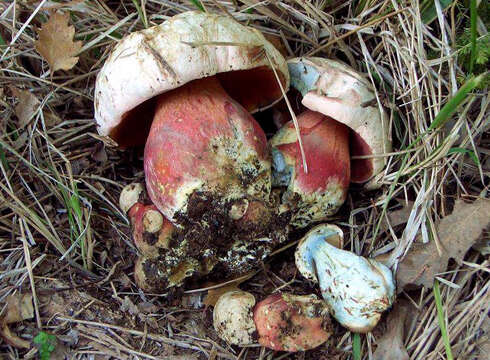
253, 293, 332, 352
269, 58, 391, 228
270, 110, 351, 227
120, 183, 176, 258
295, 224, 395, 333
287, 57, 391, 189
96, 12, 290, 291
119, 183, 144, 214
213, 290, 256, 346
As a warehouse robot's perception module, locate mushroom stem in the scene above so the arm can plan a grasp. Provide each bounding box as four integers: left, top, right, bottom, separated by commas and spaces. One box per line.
270, 110, 351, 227
295, 224, 395, 333
142, 76, 289, 285
144, 76, 270, 224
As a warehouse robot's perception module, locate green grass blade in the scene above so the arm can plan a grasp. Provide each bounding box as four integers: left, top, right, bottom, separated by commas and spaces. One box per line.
429, 73, 486, 130
469, 0, 477, 73
448, 147, 480, 165
0, 144, 8, 170
353, 333, 361, 360
131, 0, 148, 28
421, 0, 453, 25
433, 280, 454, 360
190, 0, 205, 12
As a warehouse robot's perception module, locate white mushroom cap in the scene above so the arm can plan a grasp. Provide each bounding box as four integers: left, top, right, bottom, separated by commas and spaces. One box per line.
95, 11, 289, 146
213, 290, 256, 346
119, 183, 144, 213
288, 57, 391, 189
295, 224, 395, 333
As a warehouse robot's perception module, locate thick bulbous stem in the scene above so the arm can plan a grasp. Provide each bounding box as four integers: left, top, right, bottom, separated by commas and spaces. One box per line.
270, 110, 351, 228
295, 224, 396, 333
141, 76, 289, 289
144, 76, 271, 224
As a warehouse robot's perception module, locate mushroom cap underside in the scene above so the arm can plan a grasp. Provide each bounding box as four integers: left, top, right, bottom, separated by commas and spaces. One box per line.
95, 11, 289, 147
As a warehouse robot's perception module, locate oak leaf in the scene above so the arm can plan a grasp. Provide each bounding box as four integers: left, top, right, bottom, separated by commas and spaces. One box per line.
35, 12, 82, 72
397, 198, 490, 290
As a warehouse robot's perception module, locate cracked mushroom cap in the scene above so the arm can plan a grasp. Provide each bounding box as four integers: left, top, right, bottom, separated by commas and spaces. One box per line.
288, 57, 391, 189
95, 11, 289, 147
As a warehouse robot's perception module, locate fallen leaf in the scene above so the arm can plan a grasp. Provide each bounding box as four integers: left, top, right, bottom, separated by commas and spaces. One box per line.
202, 270, 256, 307
1, 323, 30, 348
263, 33, 289, 57
380, 201, 414, 233
203, 282, 241, 307
35, 12, 82, 73
91, 142, 108, 163
2, 293, 34, 324
0, 293, 34, 348
472, 235, 490, 255
397, 198, 490, 290
373, 300, 412, 360
10, 87, 40, 127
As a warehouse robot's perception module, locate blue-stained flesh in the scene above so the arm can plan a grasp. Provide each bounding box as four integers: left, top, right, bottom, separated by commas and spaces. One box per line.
288, 60, 320, 96
271, 147, 293, 187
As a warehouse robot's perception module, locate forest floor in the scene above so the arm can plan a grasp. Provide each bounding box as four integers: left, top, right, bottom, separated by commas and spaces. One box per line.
0, 1, 489, 359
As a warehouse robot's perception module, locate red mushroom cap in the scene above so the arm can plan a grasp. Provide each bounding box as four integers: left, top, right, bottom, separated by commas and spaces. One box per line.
253, 293, 332, 352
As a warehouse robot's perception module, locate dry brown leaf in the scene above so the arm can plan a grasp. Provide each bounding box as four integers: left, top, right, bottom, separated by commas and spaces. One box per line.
35, 12, 82, 73
263, 33, 289, 58
10, 87, 40, 127
2, 293, 34, 324
203, 282, 242, 307
397, 198, 490, 290
373, 300, 412, 360
380, 201, 414, 233
0, 293, 34, 349
1, 323, 30, 348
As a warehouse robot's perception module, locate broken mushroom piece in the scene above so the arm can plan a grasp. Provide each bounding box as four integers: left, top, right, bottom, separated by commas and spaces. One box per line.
213, 291, 256, 346
270, 110, 351, 228
295, 224, 395, 333
119, 183, 144, 214
287, 57, 391, 189
254, 293, 332, 352
97, 11, 291, 291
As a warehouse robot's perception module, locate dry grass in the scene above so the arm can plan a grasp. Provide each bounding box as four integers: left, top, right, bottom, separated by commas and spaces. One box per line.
0, 1, 488, 359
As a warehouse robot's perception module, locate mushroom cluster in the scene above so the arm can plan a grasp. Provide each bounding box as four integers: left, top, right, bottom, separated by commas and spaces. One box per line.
95, 11, 395, 349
